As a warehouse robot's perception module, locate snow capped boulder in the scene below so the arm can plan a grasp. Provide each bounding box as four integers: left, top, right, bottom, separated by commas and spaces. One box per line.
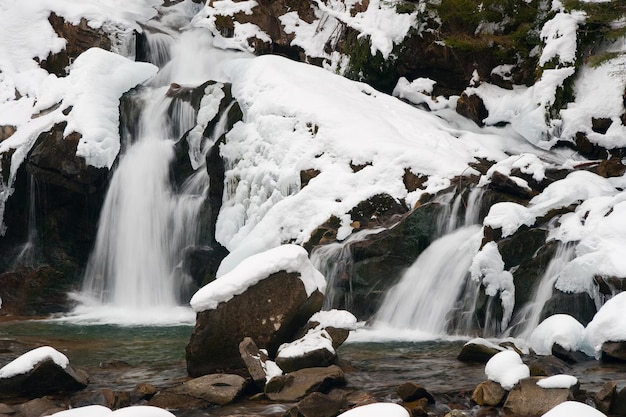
0, 346, 87, 399
458, 338, 505, 363
485, 350, 529, 391
541, 401, 607, 417
186, 245, 326, 376
529, 314, 593, 357
337, 402, 410, 417
276, 328, 336, 373
586, 292, 626, 360
305, 309, 358, 349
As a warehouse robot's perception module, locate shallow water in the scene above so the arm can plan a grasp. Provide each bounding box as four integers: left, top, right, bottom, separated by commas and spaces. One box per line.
1, 319, 626, 416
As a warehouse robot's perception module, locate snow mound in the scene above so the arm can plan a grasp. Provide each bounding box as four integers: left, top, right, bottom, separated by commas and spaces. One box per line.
277, 328, 334, 359
309, 309, 358, 330
337, 403, 410, 417
485, 350, 530, 390
585, 292, 626, 357
190, 244, 326, 312
536, 374, 578, 389
541, 401, 607, 417
49, 405, 112, 417
529, 314, 592, 356
0, 346, 69, 379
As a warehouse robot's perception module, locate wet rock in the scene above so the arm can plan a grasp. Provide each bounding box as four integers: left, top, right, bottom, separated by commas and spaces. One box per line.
592, 117, 613, 134
488, 171, 537, 200
610, 386, 626, 416
526, 355, 571, 377
595, 381, 616, 414
396, 382, 434, 403
170, 374, 248, 405
0, 403, 15, 414
601, 341, 626, 362
44, 13, 112, 76
18, 397, 66, 417
403, 398, 429, 416
347, 193, 408, 231
283, 391, 348, 417
186, 271, 324, 376
503, 377, 575, 416
239, 337, 270, 390
101, 389, 131, 409
456, 93, 488, 126
540, 290, 597, 327
457, 340, 503, 363
130, 383, 158, 403
0, 358, 88, 399
300, 169, 321, 188
551, 343, 592, 364
471, 380, 506, 406
147, 391, 210, 410
265, 365, 346, 402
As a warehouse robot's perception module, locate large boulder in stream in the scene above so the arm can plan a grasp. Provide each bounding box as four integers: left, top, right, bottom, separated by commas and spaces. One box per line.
186, 245, 326, 377
0, 346, 87, 399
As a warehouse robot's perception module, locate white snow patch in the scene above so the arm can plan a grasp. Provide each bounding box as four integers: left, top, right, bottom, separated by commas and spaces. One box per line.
190, 244, 326, 312
0, 346, 69, 379
536, 374, 578, 389
277, 328, 335, 359
109, 406, 177, 417
485, 350, 530, 390
309, 309, 358, 330
392, 77, 452, 111
541, 401, 607, 417
49, 406, 113, 417
337, 403, 410, 417
539, 9, 586, 66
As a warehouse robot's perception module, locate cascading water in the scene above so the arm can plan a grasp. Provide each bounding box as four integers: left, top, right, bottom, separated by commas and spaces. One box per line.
13, 173, 39, 268
68, 9, 246, 324
369, 188, 484, 338
311, 227, 386, 311
507, 244, 576, 339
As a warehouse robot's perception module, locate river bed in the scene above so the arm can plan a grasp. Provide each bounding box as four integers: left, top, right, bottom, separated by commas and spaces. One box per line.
1, 319, 626, 416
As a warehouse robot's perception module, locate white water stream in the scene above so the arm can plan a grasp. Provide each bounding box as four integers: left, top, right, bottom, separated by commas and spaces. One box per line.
66, 7, 247, 325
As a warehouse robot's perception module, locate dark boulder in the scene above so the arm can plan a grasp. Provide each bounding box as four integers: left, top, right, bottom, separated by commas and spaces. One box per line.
283, 391, 348, 417
457, 340, 503, 363
396, 382, 434, 403
276, 329, 337, 373
456, 93, 488, 126
186, 271, 324, 376
601, 341, 626, 362
0, 355, 87, 399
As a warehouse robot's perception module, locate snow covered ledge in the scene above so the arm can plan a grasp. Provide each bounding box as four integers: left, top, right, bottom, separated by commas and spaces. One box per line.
186, 245, 327, 377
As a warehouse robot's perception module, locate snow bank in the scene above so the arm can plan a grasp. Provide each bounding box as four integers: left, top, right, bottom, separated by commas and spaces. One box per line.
216, 54, 514, 275
0, 346, 69, 379
529, 314, 592, 356
586, 292, 626, 357
485, 350, 530, 390
337, 403, 410, 417
50, 406, 177, 417
541, 401, 607, 417
536, 374, 578, 389
190, 244, 326, 312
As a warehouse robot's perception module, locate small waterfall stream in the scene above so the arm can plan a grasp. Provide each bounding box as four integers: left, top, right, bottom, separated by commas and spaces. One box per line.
355, 188, 485, 338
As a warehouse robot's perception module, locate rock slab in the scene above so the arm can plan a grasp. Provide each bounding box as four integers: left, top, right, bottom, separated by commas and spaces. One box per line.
265, 365, 346, 402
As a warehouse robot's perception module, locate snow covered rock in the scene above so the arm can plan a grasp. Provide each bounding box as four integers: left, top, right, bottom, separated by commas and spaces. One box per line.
585, 292, 626, 359
458, 338, 505, 363
265, 365, 345, 402
0, 346, 87, 399
276, 328, 336, 373
529, 314, 592, 356
186, 245, 325, 376
503, 377, 577, 416
337, 402, 409, 417
485, 350, 529, 390
541, 401, 607, 417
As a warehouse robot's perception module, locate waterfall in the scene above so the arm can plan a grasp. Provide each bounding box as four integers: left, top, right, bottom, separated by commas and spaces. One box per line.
373, 225, 483, 336
66, 18, 243, 324
368, 187, 484, 338
507, 244, 576, 339
12, 173, 39, 268
311, 228, 386, 311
